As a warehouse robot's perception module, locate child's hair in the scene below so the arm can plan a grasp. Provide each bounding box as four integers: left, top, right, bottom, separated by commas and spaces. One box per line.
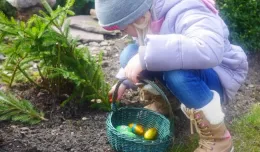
133, 12, 151, 46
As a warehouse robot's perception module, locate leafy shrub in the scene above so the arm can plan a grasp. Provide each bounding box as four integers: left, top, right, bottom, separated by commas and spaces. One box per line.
55, 0, 94, 15
0, 0, 16, 17
0, 0, 111, 111
217, 0, 260, 52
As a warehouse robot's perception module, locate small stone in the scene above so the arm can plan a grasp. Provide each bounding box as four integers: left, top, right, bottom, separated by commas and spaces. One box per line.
256, 85, 260, 91
100, 41, 109, 46
51, 130, 56, 135
20, 131, 27, 136
7, 0, 56, 9
248, 84, 255, 88
105, 46, 113, 52
67, 15, 118, 36
82, 117, 87, 121
102, 61, 109, 68
70, 28, 104, 43
100, 46, 106, 51
255, 95, 260, 102
20, 127, 30, 131
89, 46, 99, 51
89, 42, 100, 47
11, 125, 18, 129
108, 40, 115, 45
91, 99, 102, 104
71, 132, 74, 136
89, 47, 100, 54
96, 99, 102, 103
37, 92, 45, 97
77, 45, 86, 48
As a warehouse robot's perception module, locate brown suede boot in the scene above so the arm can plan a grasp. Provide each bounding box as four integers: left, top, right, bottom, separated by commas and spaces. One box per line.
181, 91, 234, 152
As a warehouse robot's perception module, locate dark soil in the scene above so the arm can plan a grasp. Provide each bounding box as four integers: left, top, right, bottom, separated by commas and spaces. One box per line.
0, 37, 260, 152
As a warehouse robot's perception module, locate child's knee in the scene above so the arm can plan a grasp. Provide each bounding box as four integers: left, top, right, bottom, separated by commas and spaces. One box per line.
119, 44, 139, 68
163, 70, 191, 88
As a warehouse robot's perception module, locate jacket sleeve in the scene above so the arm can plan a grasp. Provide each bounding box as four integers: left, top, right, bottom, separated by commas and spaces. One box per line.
139, 12, 225, 71
115, 68, 137, 89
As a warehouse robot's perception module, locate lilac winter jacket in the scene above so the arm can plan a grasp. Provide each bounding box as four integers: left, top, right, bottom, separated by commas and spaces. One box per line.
119, 0, 248, 103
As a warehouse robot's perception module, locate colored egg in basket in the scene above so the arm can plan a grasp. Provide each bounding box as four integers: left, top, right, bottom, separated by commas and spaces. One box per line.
121, 131, 137, 138
116, 125, 132, 132
128, 123, 144, 136
144, 128, 158, 140
116, 125, 137, 138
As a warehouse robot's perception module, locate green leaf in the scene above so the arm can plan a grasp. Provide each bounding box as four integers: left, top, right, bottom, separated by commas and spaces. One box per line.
0, 91, 46, 124
0, 0, 111, 111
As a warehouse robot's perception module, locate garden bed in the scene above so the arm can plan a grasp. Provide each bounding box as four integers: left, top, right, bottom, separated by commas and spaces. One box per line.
0, 36, 260, 152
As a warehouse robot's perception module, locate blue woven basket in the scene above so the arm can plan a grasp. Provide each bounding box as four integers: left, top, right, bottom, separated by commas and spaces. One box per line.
106, 79, 174, 152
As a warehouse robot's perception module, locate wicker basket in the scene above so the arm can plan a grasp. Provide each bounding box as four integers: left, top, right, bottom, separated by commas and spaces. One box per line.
106, 79, 174, 152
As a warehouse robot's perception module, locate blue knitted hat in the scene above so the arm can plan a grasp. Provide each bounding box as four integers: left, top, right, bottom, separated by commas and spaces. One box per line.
95, 0, 153, 31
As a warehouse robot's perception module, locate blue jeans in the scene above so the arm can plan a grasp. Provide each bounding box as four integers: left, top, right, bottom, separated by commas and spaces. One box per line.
120, 44, 224, 109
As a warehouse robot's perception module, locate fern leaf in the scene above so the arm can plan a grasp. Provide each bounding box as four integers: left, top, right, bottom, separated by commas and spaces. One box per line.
41, 0, 53, 14
0, 91, 47, 124
12, 114, 31, 122
65, 0, 75, 8
63, 19, 70, 37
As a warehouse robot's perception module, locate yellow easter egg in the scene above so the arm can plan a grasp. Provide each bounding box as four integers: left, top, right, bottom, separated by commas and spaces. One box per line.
144, 128, 158, 140
129, 123, 144, 135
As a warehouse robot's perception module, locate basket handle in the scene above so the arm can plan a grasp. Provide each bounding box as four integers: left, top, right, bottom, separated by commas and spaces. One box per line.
111, 78, 174, 132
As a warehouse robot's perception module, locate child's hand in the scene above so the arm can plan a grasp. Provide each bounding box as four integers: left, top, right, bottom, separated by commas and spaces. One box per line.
124, 54, 143, 83
109, 83, 127, 101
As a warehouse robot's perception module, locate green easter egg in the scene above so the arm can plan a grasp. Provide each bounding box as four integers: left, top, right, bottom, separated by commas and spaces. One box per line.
116, 125, 131, 132
121, 131, 137, 138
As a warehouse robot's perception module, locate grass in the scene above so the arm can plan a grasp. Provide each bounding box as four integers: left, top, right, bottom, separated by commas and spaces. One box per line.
170, 104, 260, 152
170, 135, 198, 152
231, 104, 260, 152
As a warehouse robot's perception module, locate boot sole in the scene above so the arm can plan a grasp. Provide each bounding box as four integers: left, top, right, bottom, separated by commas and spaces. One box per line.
230, 146, 234, 152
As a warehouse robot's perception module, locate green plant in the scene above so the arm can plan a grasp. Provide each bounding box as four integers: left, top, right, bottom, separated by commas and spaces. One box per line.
230, 104, 260, 151
217, 0, 260, 51
0, 0, 111, 111
170, 135, 198, 152
0, 0, 16, 17
0, 91, 46, 124
55, 0, 94, 15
